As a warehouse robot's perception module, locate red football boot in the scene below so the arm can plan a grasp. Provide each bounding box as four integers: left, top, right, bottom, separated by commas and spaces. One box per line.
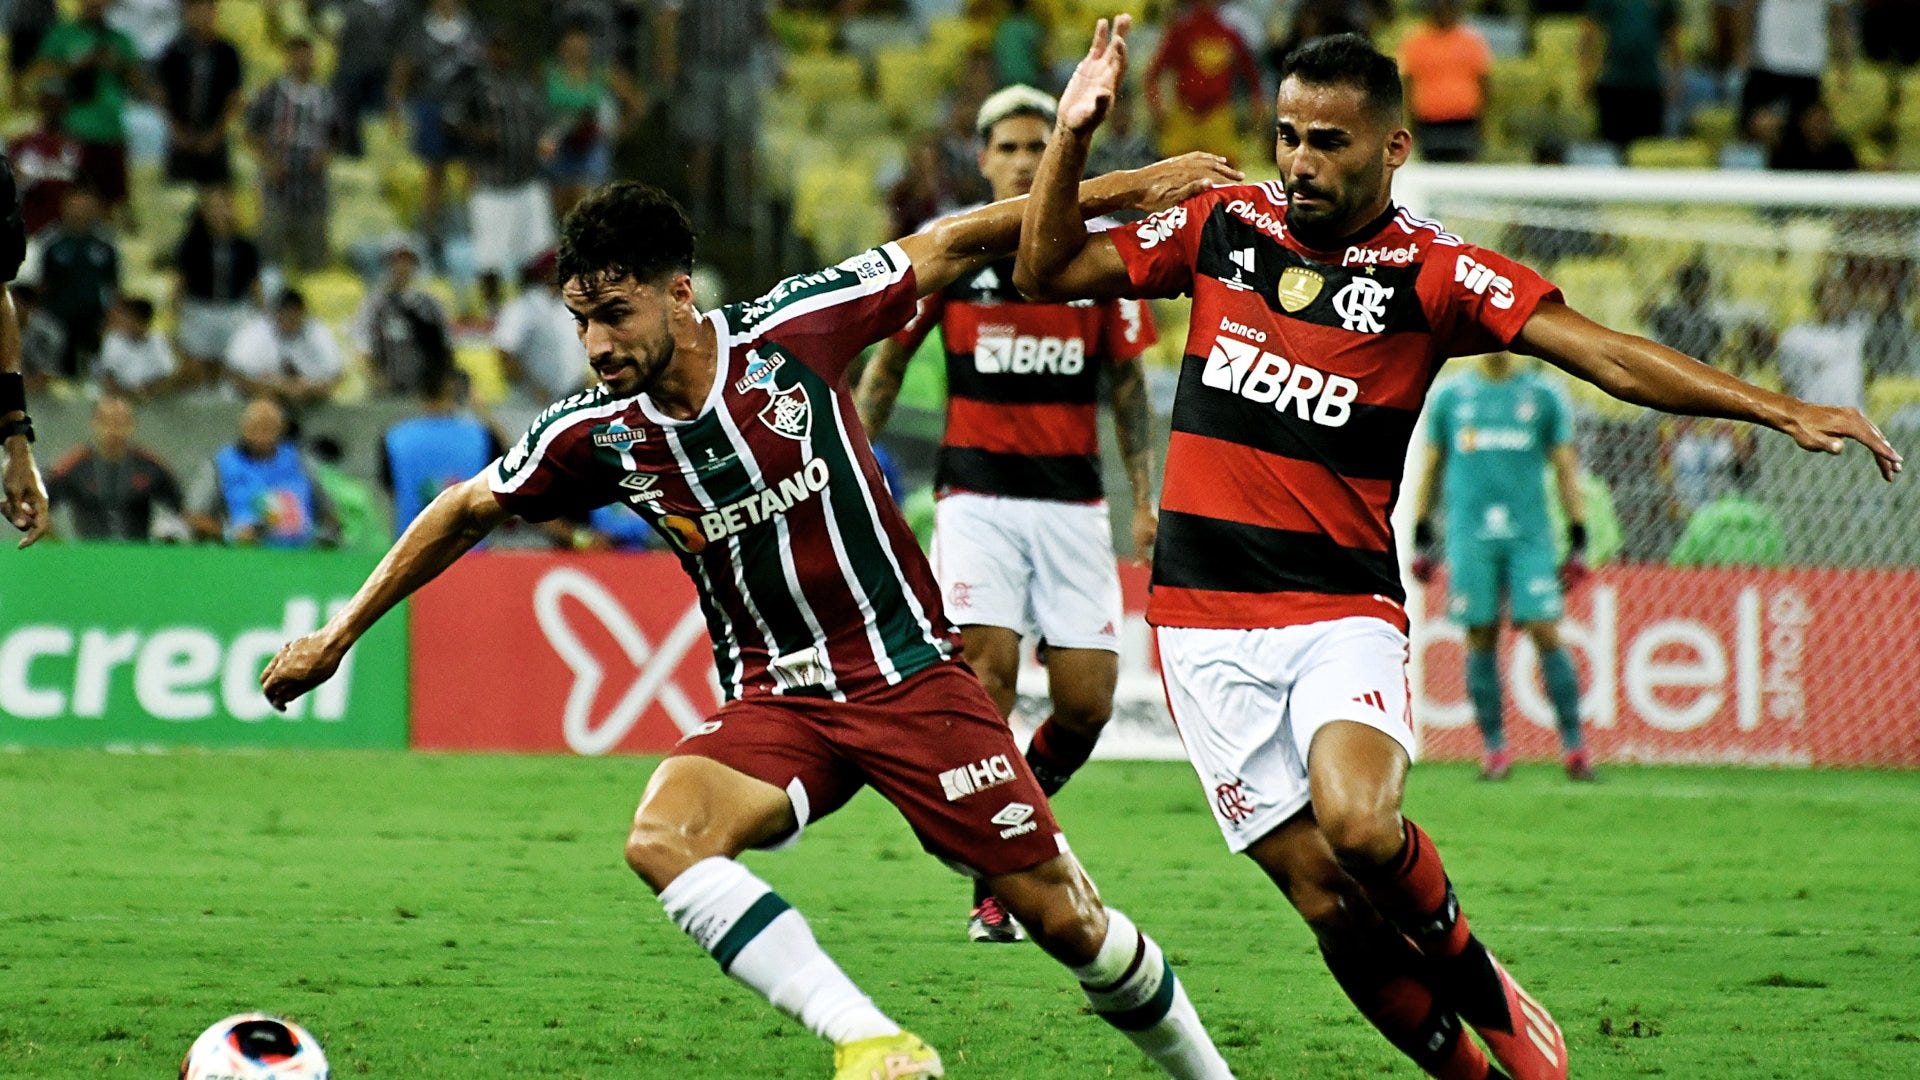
1469, 953, 1567, 1080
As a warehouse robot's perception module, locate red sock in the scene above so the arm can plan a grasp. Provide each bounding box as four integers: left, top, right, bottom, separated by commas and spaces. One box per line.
1025, 718, 1097, 797
1361, 819, 1473, 960
1319, 934, 1497, 1080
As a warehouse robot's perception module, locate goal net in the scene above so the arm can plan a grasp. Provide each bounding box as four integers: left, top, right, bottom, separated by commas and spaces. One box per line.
1394, 167, 1920, 767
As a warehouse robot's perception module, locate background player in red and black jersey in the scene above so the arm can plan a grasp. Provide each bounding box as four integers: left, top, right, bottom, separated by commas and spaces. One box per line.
1017, 17, 1900, 1080
2, 150, 52, 548
855, 84, 1168, 945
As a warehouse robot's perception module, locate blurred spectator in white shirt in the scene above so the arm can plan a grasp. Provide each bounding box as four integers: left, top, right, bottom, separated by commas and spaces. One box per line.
1776, 275, 1867, 410
494, 251, 588, 404
96, 295, 177, 398
223, 288, 342, 404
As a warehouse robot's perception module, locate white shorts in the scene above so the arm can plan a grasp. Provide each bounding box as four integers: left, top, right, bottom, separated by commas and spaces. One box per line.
470, 182, 558, 277
1156, 617, 1419, 853
930, 492, 1121, 652
176, 299, 250, 359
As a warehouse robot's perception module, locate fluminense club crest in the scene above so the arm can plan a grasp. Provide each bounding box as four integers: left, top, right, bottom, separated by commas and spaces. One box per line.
757, 383, 812, 440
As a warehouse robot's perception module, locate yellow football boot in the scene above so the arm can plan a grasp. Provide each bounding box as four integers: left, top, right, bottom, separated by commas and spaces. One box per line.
831, 1031, 945, 1079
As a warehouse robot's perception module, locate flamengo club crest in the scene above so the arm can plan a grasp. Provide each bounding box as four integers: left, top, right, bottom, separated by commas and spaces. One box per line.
1276, 266, 1324, 312
757, 383, 812, 440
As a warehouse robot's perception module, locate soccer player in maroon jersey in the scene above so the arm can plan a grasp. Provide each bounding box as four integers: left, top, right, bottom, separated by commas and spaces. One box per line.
855, 84, 1163, 946
258, 164, 1248, 1079
1017, 17, 1900, 1080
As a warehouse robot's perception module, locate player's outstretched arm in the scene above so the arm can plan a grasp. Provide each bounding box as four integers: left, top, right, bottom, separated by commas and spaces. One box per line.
261, 473, 509, 710
898, 151, 1237, 300
1516, 301, 1903, 481
1017, 16, 1155, 303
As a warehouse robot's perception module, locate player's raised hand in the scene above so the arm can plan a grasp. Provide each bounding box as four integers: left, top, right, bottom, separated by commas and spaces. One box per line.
261, 631, 345, 711
1, 444, 48, 549
1059, 15, 1132, 135
1778, 400, 1903, 481
1127, 152, 1244, 214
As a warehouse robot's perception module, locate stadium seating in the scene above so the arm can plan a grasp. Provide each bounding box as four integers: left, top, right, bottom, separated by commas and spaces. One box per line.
1625, 138, 1716, 170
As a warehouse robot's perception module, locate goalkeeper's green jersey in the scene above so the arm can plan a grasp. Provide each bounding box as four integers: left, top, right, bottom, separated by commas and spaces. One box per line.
1427, 369, 1572, 545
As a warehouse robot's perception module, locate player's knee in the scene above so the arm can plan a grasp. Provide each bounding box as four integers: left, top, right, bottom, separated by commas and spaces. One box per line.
1285, 872, 1369, 938
623, 819, 716, 892
972, 664, 1019, 714
1048, 693, 1112, 738
994, 861, 1108, 966
1316, 804, 1405, 869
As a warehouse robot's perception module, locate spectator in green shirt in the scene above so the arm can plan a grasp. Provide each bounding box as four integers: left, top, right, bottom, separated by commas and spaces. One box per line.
1668, 478, 1786, 568
27, 0, 147, 214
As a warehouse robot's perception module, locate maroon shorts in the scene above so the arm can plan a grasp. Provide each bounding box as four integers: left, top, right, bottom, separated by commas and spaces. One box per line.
668, 659, 1065, 877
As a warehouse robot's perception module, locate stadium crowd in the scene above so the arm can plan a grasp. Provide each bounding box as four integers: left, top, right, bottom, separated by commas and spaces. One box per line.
3, 0, 1915, 558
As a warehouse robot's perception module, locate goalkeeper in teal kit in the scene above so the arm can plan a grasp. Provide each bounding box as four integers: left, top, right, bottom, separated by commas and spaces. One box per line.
1412, 352, 1594, 781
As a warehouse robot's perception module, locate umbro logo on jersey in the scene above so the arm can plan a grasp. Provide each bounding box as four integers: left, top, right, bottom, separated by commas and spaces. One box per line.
619, 471, 663, 500
1203, 321, 1359, 428
941, 754, 1016, 801
992, 801, 1039, 838
1352, 690, 1387, 711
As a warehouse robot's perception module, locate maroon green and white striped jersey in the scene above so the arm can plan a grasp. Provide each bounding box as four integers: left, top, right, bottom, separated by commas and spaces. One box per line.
489, 243, 959, 702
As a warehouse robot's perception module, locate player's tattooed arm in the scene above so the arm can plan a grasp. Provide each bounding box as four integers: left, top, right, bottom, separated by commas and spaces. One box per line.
261, 474, 509, 710
0, 287, 49, 549
853, 338, 912, 435
1517, 301, 1903, 481
1109, 355, 1158, 559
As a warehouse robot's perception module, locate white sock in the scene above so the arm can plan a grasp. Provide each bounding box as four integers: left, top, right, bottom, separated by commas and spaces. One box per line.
1073, 908, 1237, 1080
658, 856, 900, 1045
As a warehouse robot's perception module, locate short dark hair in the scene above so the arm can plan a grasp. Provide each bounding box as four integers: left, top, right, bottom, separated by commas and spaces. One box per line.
556, 181, 695, 293
1279, 34, 1404, 124
119, 295, 155, 322
276, 288, 306, 311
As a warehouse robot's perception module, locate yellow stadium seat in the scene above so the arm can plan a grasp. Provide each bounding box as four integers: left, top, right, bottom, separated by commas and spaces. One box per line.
792, 162, 874, 240
876, 45, 948, 125
819, 99, 894, 143
1549, 256, 1642, 334
455, 343, 511, 405
1690, 105, 1738, 147
1868, 376, 1920, 420
769, 9, 836, 55
1625, 137, 1714, 169
1725, 257, 1816, 328
1824, 65, 1891, 140
784, 54, 867, 110
1532, 16, 1584, 66
301, 270, 365, 326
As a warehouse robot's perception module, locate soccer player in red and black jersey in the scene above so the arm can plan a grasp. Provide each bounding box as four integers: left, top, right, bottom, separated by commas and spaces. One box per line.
855, 84, 1163, 946
1018, 18, 1901, 1080
259, 163, 1249, 1078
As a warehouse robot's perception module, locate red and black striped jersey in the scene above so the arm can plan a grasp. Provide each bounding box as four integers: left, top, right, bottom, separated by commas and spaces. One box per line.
1109, 182, 1561, 631
893, 248, 1156, 502
489, 243, 959, 702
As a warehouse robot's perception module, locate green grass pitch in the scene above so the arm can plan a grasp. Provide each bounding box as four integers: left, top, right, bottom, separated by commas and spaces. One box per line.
3, 752, 1917, 1078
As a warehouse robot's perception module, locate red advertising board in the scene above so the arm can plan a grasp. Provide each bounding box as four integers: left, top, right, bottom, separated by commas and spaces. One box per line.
411, 551, 721, 754
411, 552, 1919, 767
1411, 566, 1920, 766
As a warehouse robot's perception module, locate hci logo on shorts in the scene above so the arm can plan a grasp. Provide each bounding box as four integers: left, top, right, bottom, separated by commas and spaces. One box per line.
940, 754, 1016, 801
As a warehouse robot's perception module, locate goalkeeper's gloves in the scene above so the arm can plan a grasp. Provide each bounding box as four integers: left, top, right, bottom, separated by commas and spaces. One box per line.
1410, 518, 1439, 584
1560, 522, 1591, 590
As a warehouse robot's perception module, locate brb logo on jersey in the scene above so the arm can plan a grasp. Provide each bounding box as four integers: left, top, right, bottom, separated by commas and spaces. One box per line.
1202, 318, 1359, 427
975, 325, 1087, 375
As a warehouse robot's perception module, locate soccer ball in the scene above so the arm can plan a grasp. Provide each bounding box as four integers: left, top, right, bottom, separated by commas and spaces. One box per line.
180, 1013, 330, 1080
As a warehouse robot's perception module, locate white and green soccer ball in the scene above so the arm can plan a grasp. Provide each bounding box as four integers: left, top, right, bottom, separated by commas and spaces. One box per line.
180, 1013, 330, 1080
